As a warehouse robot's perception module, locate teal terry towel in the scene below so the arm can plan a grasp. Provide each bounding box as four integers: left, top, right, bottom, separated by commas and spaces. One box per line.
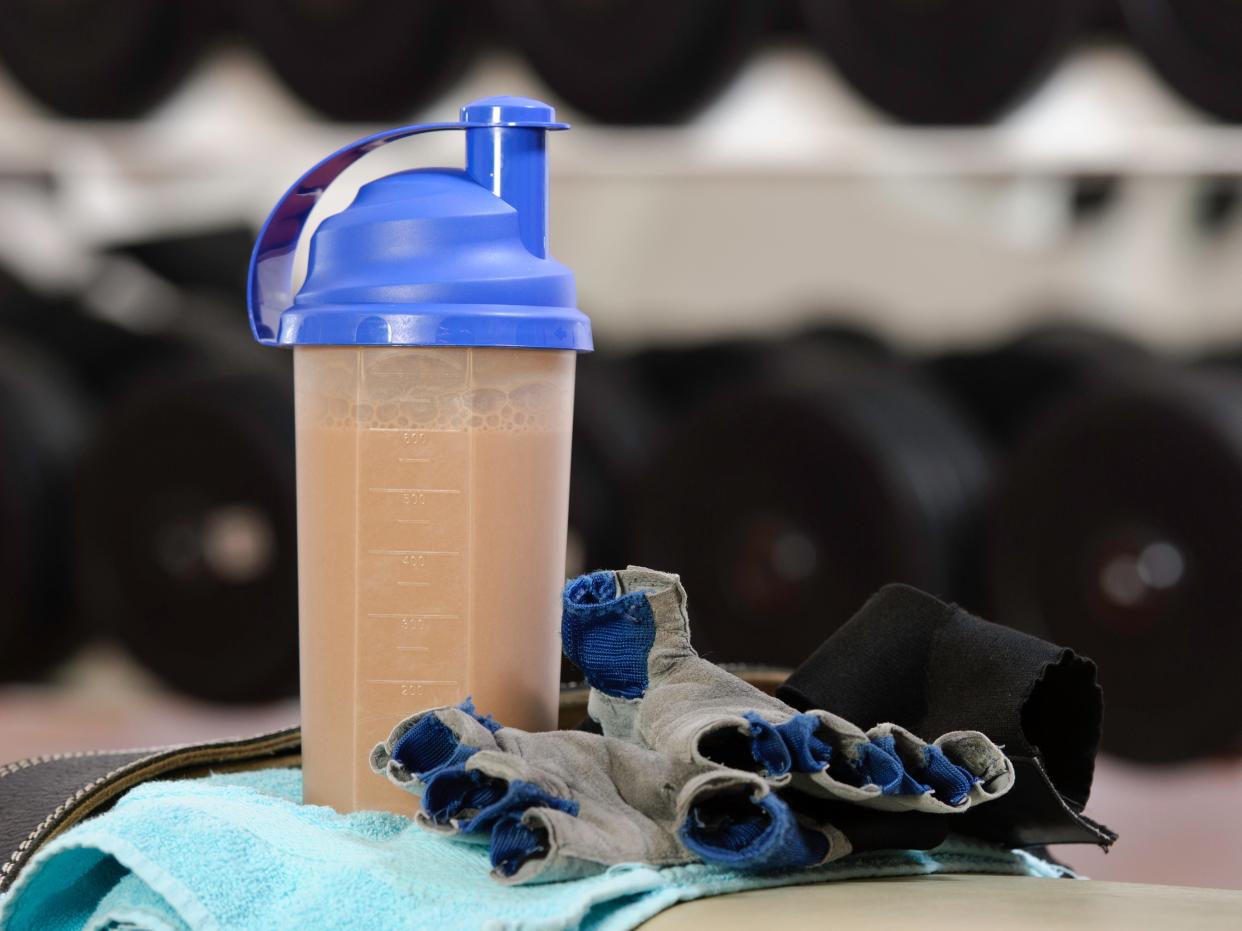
0, 768, 1070, 931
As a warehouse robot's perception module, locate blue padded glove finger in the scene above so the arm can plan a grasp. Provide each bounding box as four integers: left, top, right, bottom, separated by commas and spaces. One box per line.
370, 697, 502, 795
675, 770, 848, 872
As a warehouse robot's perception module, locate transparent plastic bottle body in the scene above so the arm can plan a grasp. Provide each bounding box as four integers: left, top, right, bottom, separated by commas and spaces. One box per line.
293, 345, 575, 814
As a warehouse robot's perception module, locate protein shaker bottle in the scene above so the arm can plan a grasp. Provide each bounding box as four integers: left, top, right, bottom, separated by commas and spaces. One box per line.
248, 97, 591, 814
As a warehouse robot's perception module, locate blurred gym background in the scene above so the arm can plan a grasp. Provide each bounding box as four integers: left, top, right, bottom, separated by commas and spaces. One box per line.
1, 0, 1240, 889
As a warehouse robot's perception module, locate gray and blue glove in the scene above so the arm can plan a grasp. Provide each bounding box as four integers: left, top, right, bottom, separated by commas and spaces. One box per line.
371, 701, 848, 884
562, 567, 1014, 813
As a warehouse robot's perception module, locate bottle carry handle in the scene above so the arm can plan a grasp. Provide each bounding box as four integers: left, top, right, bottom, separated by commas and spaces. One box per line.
247, 108, 567, 346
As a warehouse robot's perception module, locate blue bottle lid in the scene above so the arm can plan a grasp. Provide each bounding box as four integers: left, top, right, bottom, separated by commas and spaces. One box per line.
247, 96, 592, 351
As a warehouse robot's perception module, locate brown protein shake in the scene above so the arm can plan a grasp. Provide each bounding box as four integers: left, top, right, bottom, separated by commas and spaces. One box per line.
296, 347, 574, 813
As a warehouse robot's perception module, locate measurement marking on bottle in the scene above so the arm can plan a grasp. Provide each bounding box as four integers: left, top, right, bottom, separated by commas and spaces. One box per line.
365, 678, 458, 685
395, 518, 431, 525
396, 580, 431, 588
366, 613, 460, 620
368, 487, 461, 494
366, 549, 460, 557
366, 426, 464, 434
398, 457, 431, 463
396, 646, 430, 653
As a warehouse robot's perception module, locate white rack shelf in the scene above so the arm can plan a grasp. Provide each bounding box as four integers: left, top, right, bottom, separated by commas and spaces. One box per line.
0, 44, 1239, 351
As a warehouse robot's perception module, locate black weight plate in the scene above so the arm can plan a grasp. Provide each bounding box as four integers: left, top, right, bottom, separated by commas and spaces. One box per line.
569, 351, 653, 579
632, 349, 990, 667
927, 325, 1153, 450
796, 321, 896, 362
991, 371, 1242, 762
1123, 0, 1242, 122
0, 0, 210, 118
1068, 174, 1124, 226
629, 337, 771, 421
1086, 0, 1127, 35
116, 228, 255, 300
498, 0, 767, 124
78, 368, 298, 703
799, 0, 1085, 124
242, 0, 470, 122
0, 334, 87, 680
0, 270, 183, 404
1192, 176, 1242, 237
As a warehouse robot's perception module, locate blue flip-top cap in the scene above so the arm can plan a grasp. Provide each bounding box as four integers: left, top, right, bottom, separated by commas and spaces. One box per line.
247, 96, 592, 351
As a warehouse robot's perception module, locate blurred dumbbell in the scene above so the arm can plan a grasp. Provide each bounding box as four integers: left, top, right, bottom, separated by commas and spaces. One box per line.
632, 339, 990, 668
568, 351, 652, 580
991, 364, 1242, 762
76, 353, 298, 703
927, 324, 1152, 451
117, 228, 255, 301
570, 327, 892, 672
1122, 0, 1242, 122
9, 229, 300, 705
68, 240, 299, 703
1086, 0, 1127, 35
770, 0, 807, 35
798, 0, 1087, 124
0, 0, 212, 118
241, 0, 471, 121
497, 0, 767, 124
0, 276, 89, 679
629, 337, 771, 420
2, 243, 300, 702
563, 337, 775, 682
625, 326, 891, 425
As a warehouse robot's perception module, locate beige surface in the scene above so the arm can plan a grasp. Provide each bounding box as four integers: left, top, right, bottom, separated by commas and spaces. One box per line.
641, 875, 1242, 930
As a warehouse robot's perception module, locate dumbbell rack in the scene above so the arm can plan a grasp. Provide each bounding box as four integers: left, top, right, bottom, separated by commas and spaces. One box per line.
1, 43, 1241, 352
